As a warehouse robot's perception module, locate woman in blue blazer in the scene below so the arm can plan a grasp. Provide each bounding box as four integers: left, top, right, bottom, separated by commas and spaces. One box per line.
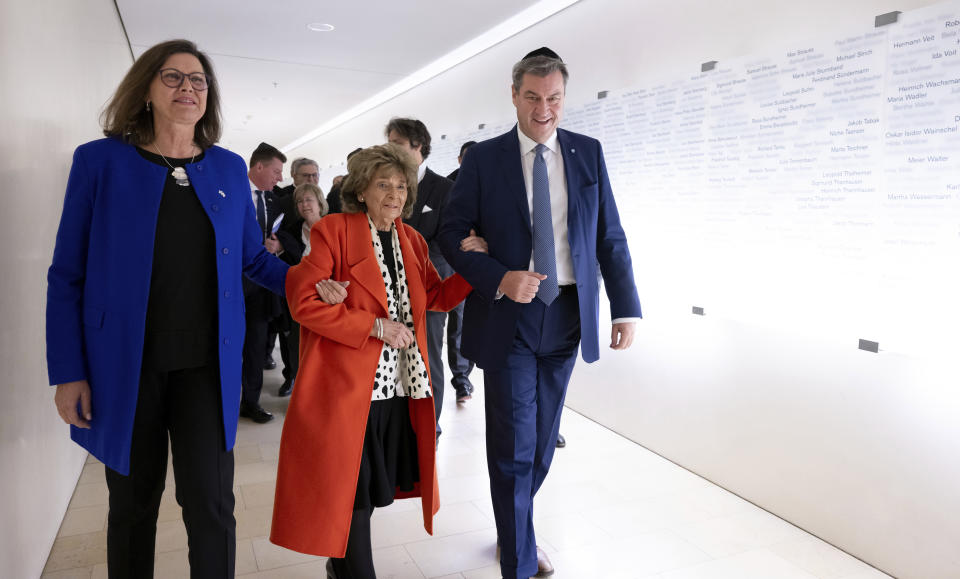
46, 39, 287, 578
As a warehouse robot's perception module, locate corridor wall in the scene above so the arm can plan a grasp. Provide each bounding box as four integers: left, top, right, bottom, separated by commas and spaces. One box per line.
0, 2, 131, 576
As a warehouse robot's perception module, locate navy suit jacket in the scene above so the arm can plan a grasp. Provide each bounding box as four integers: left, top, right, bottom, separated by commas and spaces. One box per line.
404, 167, 454, 276
46, 138, 288, 474
439, 126, 641, 369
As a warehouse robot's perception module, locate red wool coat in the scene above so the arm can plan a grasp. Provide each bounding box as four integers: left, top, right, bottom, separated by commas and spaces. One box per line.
270, 212, 472, 557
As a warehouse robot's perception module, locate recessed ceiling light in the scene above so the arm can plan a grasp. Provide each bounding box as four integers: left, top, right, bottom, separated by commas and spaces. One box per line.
307, 22, 334, 32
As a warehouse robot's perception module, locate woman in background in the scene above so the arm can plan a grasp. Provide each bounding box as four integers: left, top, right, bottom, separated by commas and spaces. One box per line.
274, 182, 331, 396
47, 39, 287, 578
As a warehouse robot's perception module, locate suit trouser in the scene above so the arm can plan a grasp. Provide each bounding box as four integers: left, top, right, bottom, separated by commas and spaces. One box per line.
241, 303, 269, 406
483, 287, 580, 579
426, 309, 446, 434
280, 321, 300, 384
105, 363, 235, 579
446, 300, 474, 395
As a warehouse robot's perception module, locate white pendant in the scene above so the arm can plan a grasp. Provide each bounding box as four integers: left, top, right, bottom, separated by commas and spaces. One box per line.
171, 166, 190, 186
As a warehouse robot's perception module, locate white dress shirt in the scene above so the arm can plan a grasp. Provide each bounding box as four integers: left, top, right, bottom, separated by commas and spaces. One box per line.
516, 129, 575, 286
515, 129, 639, 325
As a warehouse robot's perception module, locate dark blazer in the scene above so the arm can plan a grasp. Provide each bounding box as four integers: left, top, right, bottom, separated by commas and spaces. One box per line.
439, 126, 642, 369
46, 137, 288, 474
243, 188, 286, 319
405, 167, 453, 275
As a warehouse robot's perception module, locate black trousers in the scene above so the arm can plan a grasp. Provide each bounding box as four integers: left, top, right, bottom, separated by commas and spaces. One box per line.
425, 309, 446, 434
328, 506, 375, 578
105, 363, 235, 578
242, 306, 269, 406
267, 312, 299, 385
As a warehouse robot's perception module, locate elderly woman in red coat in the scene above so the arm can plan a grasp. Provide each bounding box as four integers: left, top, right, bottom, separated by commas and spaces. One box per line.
271, 144, 484, 578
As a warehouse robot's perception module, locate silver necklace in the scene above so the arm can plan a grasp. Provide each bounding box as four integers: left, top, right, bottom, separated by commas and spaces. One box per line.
153, 143, 196, 186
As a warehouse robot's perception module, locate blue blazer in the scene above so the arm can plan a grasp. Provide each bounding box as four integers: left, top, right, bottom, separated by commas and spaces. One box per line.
46, 138, 288, 475
439, 126, 641, 369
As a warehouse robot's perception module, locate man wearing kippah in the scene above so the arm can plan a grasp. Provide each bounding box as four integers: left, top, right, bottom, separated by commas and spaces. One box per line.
440, 48, 642, 578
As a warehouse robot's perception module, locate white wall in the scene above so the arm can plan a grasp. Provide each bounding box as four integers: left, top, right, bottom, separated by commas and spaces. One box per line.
0, 1, 131, 576
289, 1, 959, 578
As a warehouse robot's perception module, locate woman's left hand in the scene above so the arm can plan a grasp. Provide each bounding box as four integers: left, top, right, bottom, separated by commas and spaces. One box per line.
315, 279, 350, 304
460, 229, 488, 254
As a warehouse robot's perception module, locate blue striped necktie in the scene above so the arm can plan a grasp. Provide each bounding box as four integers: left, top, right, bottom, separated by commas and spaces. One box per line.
532, 144, 559, 305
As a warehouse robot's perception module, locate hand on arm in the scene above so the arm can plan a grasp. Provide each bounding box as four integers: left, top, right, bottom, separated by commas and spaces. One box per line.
55, 380, 92, 429
610, 322, 636, 350
370, 318, 415, 349
314, 279, 350, 304
459, 229, 488, 254
498, 271, 547, 303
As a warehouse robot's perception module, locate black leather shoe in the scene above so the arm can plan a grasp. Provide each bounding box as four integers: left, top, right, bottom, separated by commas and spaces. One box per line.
278, 379, 293, 397
555, 434, 566, 448
264, 355, 277, 370
240, 402, 274, 423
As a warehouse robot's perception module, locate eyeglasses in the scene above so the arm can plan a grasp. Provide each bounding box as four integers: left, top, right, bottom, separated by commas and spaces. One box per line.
158, 68, 209, 91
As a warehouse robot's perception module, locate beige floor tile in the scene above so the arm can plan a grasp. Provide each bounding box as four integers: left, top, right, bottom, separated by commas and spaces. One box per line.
547, 529, 710, 578
372, 500, 492, 550
240, 480, 277, 509
371, 545, 426, 578
58, 505, 108, 536
460, 565, 502, 579
670, 509, 811, 559
404, 528, 499, 578
660, 548, 819, 579
155, 519, 189, 553
236, 504, 275, 540
770, 536, 894, 579
250, 535, 321, 570
235, 460, 280, 485
153, 548, 189, 579
156, 490, 182, 523
41, 567, 93, 579
235, 442, 264, 465
77, 462, 105, 485
236, 558, 329, 578
258, 441, 281, 461
68, 482, 109, 509
236, 537, 259, 575
43, 531, 108, 572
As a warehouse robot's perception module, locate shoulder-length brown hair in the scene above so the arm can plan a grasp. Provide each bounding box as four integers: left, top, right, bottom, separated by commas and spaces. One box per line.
340, 144, 418, 218
100, 39, 222, 149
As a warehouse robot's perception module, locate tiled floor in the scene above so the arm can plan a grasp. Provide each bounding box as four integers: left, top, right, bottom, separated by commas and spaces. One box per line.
42, 365, 892, 578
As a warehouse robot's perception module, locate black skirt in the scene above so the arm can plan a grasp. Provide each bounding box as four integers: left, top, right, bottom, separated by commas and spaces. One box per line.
352, 396, 420, 511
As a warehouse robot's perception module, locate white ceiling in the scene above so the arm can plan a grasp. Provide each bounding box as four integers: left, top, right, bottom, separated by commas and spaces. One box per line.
117, 0, 545, 158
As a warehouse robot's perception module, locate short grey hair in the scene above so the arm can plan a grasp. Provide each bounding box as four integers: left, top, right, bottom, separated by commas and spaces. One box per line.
511, 55, 568, 91
290, 157, 319, 176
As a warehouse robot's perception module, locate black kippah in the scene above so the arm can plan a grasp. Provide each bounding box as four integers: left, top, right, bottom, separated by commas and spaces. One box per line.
522, 47, 562, 62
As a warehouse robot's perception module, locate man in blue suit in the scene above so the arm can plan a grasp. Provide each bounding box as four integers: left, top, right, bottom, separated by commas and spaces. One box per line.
439, 47, 641, 578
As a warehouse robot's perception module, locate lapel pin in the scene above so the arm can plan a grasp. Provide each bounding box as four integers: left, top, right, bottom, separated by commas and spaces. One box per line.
218, 190, 226, 198
571, 148, 576, 153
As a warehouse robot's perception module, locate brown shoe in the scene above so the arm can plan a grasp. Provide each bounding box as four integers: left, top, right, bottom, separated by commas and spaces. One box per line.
535, 546, 555, 577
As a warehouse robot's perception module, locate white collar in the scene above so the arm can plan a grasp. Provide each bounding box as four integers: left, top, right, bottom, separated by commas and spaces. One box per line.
417, 163, 427, 183
517, 127, 559, 156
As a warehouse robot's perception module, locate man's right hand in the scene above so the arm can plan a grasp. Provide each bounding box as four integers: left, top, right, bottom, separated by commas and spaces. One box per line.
55, 380, 92, 429
498, 271, 548, 303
